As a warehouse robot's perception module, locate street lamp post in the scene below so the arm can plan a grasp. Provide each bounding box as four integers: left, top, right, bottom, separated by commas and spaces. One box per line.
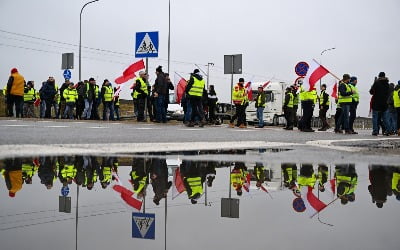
79, 0, 100, 81
206, 62, 214, 90
167, 0, 171, 73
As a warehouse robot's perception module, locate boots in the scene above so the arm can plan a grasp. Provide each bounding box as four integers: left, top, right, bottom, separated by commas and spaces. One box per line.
239, 124, 247, 128
229, 123, 235, 128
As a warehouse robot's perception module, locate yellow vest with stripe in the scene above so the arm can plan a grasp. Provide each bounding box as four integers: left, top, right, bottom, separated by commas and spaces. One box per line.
103, 85, 114, 102
392, 172, 400, 192
101, 166, 112, 183
22, 164, 37, 178
393, 89, 400, 108
254, 166, 265, 180
232, 84, 247, 105
231, 170, 245, 187
349, 84, 359, 103
63, 87, 78, 103
293, 93, 299, 106
61, 165, 77, 179
188, 77, 205, 97
299, 86, 306, 101
338, 82, 352, 104
286, 92, 294, 108
24, 88, 36, 102
131, 171, 147, 194
133, 78, 149, 99
187, 177, 203, 198
297, 173, 316, 188
319, 90, 330, 106
257, 93, 265, 108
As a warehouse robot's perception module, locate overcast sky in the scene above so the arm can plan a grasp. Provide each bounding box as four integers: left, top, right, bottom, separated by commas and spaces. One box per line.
1, 0, 399, 117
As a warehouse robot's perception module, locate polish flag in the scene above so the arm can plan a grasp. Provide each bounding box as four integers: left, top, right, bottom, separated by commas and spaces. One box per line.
114, 59, 145, 84
111, 172, 142, 211
172, 167, 186, 199
113, 85, 123, 98
34, 98, 41, 107
300, 186, 327, 217
244, 82, 252, 100
261, 81, 270, 89
331, 82, 338, 99
303, 59, 330, 90
329, 178, 336, 194
243, 172, 251, 192
175, 73, 187, 104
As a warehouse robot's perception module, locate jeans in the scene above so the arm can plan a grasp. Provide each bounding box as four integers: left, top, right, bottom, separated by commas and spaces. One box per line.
386, 109, 397, 133
156, 95, 167, 122
300, 101, 314, 130
190, 97, 204, 123
40, 100, 46, 118
338, 103, 350, 131
349, 102, 358, 131
114, 105, 120, 120
63, 103, 75, 119
103, 101, 114, 121
83, 99, 93, 119
184, 99, 192, 123
257, 107, 264, 127
136, 98, 146, 121
372, 110, 389, 134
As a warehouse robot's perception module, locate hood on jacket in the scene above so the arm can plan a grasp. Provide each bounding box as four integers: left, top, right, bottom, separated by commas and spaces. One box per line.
192, 73, 203, 81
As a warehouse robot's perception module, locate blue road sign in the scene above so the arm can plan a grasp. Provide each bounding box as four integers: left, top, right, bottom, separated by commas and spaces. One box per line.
292, 198, 306, 212
132, 212, 155, 239
63, 69, 72, 80
61, 186, 70, 197
295, 61, 309, 77
135, 32, 159, 58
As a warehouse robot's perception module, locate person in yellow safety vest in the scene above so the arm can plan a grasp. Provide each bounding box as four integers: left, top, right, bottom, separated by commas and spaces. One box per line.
394, 81, 400, 136
229, 78, 249, 128
298, 80, 317, 132
22, 158, 38, 184
348, 76, 359, 134
60, 160, 77, 186
6, 68, 25, 118
113, 87, 121, 121
4, 158, 23, 197
3, 85, 10, 116
101, 79, 115, 121
283, 87, 294, 130
84, 156, 99, 190
335, 164, 358, 205
254, 85, 266, 128
254, 162, 266, 188
132, 72, 149, 122
317, 164, 329, 192
62, 82, 78, 119
181, 159, 204, 204
391, 167, 400, 202
130, 158, 149, 198
336, 74, 354, 134
230, 162, 248, 196
186, 69, 206, 127
291, 85, 299, 128
281, 163, 297, 189
23, 81, 37, 118
317, 84, 330, 131
99, 158, 113, 189
297, 164, 316, 189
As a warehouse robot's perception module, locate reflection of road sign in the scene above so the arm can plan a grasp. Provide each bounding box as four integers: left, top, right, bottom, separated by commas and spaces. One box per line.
135, 32, 159, 58
132, 213, 155, 239
295, 61, 309, 76
61, 186, 69, 196
293, 198, 306, 212
63, 69, 71, 80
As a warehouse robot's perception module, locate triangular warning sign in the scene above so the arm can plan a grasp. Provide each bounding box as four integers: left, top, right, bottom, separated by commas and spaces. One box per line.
136, 33, 158, 55
133, 216, 155, 238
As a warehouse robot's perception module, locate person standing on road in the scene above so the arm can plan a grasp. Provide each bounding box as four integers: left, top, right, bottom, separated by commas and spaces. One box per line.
63, 82, 78, 119
254, 85, 266, 128
75, 81, 85, 120
83, 78, 96, 120
6, 68, 25, 118
386, 83, 397, 135
58, 79, 70, 119
101, 79, 114, 121
229, 78, 248, 128
154, 66, 168, 123
113, 87, 121, 121
132, 71, 149, 122
186, 69, 206, 127
23, 81, 37, 118
318, 84, 330, 131
40, 76, 58, 119
349, 76, 359, 134
369, 72, 390, 136
207, 85, 218, 124
292, 85, 299, 128
283, 87, 294, 130
298, 82, 317, 132
393, 81, 400, 136
336, 74, 353, 134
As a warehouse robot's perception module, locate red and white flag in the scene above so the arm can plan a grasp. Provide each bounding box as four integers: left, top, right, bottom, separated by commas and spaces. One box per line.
242, 172, 251, 192
303, 59, 330, 90
114, 59, 145, 84
331, 82, 338, 99
174, 73, 187, 104
300, 186, 327, 217
172, 167, 186, 199
113, 85, 123, 98
244, 82, 252, 100
111, 172, 142, 211
261, 81, 270, 89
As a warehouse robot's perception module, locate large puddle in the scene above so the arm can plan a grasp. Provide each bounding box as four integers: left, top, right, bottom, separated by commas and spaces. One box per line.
1, 153, 399, 250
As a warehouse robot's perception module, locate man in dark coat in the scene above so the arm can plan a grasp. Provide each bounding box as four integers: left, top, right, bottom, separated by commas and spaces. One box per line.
369, 72, 390, 135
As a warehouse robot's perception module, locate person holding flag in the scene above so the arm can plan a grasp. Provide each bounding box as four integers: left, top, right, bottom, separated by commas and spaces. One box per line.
132, 71, 149, 122
181, 158, 204, 204
229, 78, 249, 128
186, 69, 206, 127
335, 164, 358, 205
317, 84, 330, 131
282, 163, 297, 189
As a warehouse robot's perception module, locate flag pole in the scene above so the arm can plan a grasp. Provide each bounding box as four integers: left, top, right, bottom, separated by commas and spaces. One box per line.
310, 197, 339, 219
174, 71, 185, 80
312, 59, 341, 81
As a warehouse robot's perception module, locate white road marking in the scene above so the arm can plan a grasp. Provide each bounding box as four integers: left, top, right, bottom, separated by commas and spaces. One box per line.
45, 125, 69, 128
87, 126, 109, 129
0, 124, 28, 127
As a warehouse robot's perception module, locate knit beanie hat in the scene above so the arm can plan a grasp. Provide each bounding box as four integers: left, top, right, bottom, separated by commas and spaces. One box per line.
11, 68, 18, 74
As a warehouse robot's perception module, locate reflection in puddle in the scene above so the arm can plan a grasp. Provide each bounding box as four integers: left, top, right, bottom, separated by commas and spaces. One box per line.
1, 154, 399, 250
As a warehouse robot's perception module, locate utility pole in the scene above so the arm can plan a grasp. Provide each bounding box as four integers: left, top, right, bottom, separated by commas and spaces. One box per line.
206, 62, 214, 90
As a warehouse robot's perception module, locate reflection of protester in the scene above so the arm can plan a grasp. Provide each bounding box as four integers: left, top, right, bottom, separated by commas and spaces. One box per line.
22, 158, 37, 184
281, 163, 297, 189
230, 162, 248, 196
38, 156, 57, 189
317, 164, 329, 192
4, 158, 23, 197
99, 157, 113, 189
150, 158, 171, 205
181, 159, 204, 203
297, 164, 316, 189
130, 158, 149, 198
335, 164, 358, 205
368, 165, 391, 208
254, 162, 266, 187
391, 167, 400, 201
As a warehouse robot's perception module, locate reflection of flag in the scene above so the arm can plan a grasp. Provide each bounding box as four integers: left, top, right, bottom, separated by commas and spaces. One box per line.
114, 59, 145, 84
329, 179, 336, 194
172, 168, 186, 199
300, 186, 327, 217
243, 172, 251, 192
112, 173, 142, 211
244, 82, 252, 100
303, 59, 330, 90
331, 82, 338, 99
175, 73, 187, 104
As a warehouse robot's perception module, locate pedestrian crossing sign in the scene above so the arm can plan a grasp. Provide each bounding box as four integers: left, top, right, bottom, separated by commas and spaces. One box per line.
132, 212, 156, 239
135, 31, 159, 58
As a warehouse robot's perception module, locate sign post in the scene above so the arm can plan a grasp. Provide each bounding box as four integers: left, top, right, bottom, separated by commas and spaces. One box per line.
132, 212, 156, 239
